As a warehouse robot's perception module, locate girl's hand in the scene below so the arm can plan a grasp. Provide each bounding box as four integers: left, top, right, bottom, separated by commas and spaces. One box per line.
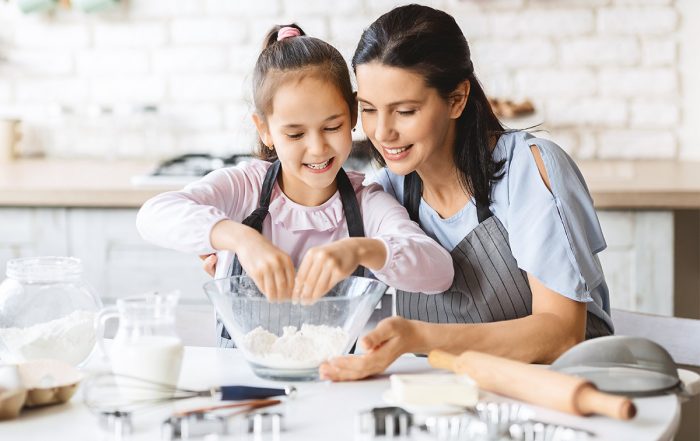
319, 316, 416, 381
292, 239, 363, 304
293, 238, 387, 304
236, 231, 296, 302
199, 254, 217, 277
210, 220, 295, 301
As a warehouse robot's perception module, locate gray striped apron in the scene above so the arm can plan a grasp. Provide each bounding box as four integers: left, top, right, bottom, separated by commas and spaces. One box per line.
216, 160, 390, 348
396, 172, 611, 339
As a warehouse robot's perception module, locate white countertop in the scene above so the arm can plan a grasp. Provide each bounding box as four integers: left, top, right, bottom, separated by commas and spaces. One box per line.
0, 347, 681, 441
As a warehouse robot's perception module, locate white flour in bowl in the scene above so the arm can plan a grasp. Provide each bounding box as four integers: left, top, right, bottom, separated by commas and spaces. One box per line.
243, 324, 348, 369
0, 310, 96, 366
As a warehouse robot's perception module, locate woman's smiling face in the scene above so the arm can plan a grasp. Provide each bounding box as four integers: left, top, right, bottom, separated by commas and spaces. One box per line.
355, 62, 459, 176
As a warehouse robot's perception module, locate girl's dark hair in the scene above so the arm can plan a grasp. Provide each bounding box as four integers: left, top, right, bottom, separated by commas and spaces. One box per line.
252, 24, 355, 161
352, 4, 505, 206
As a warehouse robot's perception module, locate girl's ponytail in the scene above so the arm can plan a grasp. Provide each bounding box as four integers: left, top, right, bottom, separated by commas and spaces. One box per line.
262, 23, 306, 50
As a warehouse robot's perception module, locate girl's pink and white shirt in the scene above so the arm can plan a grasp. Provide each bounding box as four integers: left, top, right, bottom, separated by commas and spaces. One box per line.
136, 159, 454, 294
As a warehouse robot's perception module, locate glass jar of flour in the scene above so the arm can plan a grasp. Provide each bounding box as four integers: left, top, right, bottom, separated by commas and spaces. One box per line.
0, 256, 102, 367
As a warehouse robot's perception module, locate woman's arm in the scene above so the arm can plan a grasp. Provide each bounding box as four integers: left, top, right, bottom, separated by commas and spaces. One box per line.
320, 272, 586, 381
406, 273, 586, 361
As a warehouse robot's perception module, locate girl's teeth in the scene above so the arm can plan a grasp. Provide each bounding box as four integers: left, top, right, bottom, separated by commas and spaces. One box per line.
306, 159, 330, 169
387, 146, 409, 154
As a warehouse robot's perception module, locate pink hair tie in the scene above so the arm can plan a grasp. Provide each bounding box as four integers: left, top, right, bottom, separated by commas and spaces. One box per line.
277, 26, 301, 41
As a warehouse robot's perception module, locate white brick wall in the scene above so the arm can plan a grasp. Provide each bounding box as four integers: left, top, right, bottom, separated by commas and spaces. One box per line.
153, 47, 228, 74
76, 50, 149, 76
0, 81, 11, 104
598, 7, 678, 35
170, 18, 248, 45
0, 0, 690, 160
93, 23, 167, 48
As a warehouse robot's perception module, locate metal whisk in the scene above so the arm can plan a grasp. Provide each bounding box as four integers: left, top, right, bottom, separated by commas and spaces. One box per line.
83, 372, 295, 413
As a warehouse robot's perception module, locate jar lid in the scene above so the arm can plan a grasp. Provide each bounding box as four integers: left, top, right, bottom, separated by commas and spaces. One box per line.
6, 256, 83, 282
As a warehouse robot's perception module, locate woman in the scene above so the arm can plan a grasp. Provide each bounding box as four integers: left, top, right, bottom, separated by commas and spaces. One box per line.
318, 4, 613, 381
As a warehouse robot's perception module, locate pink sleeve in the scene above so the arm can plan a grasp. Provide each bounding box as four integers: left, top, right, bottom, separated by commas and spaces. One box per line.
358, 181, 454, 294
136, 161, 266, 254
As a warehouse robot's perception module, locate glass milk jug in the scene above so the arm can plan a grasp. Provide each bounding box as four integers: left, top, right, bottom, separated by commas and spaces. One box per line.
96, 292, 183, 388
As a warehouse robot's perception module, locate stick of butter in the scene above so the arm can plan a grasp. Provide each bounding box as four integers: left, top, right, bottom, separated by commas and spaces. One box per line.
390, 373, 479, 407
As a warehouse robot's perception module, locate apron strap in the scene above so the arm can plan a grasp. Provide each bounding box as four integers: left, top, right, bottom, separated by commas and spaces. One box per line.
336, 168, 366, 277
227, 160, 282, 278
403, 171, 493, 224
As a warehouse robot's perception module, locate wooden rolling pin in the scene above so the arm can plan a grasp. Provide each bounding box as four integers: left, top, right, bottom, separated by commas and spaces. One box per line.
428, 350, 636, 420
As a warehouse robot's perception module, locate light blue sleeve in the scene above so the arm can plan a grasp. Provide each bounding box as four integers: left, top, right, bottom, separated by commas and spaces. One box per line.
363, 167, 404, 201
506, 134, 607, 301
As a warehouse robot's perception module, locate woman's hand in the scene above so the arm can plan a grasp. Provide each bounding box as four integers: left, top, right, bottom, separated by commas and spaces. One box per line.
199, 254, 217, 277
319, 316, 418, 381
210, 220, 295, 301
293, 238, 387, 304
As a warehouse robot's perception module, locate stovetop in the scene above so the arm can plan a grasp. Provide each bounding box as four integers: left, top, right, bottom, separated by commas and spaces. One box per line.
131, 145, 374, 188
131, 154, 254, 187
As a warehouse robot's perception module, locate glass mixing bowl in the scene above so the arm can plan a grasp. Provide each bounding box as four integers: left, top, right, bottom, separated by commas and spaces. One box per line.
203, 275, 388, 381
0, 257, 102, 367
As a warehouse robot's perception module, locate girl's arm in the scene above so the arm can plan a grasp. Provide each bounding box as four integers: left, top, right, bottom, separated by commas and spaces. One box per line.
136, 166, 254, 254
320, 272, 587, 381
137, 161, 295, 300
357, 182, 455, 293
292, 180, 453, 303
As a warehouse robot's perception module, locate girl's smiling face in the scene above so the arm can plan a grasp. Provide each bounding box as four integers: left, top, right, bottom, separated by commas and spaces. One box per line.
355, 62, 463, 176
253, 74, 355, 206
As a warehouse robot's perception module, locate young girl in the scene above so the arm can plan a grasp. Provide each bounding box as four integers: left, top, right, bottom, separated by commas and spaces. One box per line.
136, 24, 453, 348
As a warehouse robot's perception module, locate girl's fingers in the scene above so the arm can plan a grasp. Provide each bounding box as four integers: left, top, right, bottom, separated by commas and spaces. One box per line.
283, 258, 296, 301
306, 264, 334, 303
293, 256, 312, 303
260, 271, 276, 302
272, 260, 289, 302
297, 262, 318, 305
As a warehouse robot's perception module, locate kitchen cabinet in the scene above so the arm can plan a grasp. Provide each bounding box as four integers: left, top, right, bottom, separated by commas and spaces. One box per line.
0, 207, 211, 303
598, 211, 674, 315
0, 207, 675, 315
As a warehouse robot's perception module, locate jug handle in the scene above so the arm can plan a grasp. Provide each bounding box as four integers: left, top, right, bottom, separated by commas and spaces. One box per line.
95, 306, 119, 360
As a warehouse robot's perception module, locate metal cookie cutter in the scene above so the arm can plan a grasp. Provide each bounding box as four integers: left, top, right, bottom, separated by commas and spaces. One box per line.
472, 401, 533, 439
246, 411, 284, 435
421, 414, 487, 440
162, 413, 228, 440
357, 406, 412, 438
162, 410, 285, 440
98, 410, 133, 438
509, 421, 593, 441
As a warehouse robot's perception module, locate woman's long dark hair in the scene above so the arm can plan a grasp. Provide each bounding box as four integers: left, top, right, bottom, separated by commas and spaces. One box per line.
352, 4, 505, 206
